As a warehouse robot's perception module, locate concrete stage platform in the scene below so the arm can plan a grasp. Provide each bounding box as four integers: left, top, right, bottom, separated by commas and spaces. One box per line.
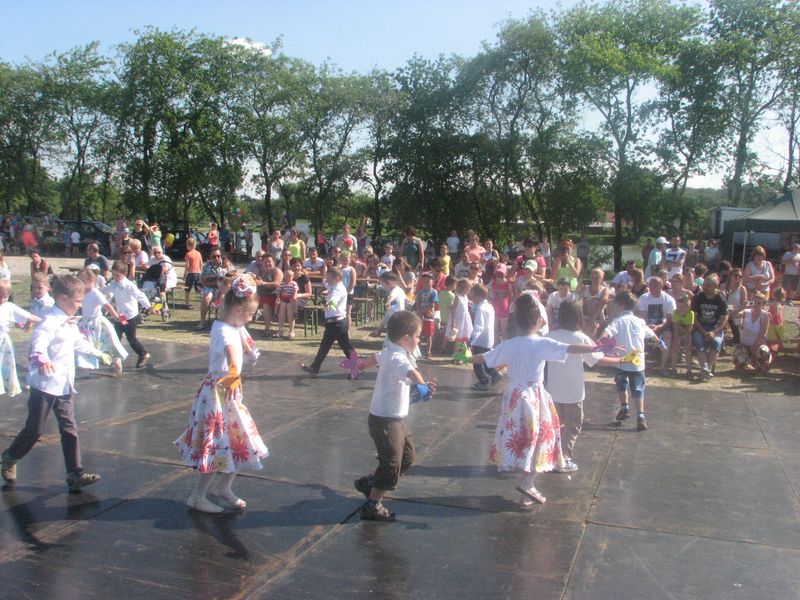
1, 341, 798, 599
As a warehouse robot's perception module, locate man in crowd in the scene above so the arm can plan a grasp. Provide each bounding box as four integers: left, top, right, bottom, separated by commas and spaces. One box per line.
691, 273, 728, 381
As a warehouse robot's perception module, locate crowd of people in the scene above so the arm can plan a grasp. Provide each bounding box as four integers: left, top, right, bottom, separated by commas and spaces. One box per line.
0, 214, 797, 522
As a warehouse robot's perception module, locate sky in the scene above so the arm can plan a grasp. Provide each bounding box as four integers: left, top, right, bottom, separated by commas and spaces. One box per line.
0, 0, 788, 191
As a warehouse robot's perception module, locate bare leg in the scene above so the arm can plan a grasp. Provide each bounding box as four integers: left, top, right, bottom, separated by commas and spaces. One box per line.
187, 472, 222, 513
214, 472, 245, 509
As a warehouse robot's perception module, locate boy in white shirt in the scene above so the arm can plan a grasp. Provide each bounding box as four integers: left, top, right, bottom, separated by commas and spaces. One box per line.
29, 272, 55, 319
600, 291, 658, 431
2, 275, 108, 491
370, 271, 407, 337
102, 259, 154, 368
546, 301, 614, 472
380, 243, 396, 268
301, 267, 355, 376
547, 276, 577, 329
468, 283, 499, 390
70, 230, 81, 257
353, 311, 436, 521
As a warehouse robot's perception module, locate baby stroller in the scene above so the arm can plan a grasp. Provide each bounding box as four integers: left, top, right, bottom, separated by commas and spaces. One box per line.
140, 261, 175, 321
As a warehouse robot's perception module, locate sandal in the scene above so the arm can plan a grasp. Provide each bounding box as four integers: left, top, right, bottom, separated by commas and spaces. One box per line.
515, 485, 546, 504
359, 502, 396, 522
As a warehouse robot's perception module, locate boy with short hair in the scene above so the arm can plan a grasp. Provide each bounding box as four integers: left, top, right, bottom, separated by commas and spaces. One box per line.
547, 276, 577, 329
370, 271, 407, 337
29, 272, 55, 318
354, 311, 436, 521
2, 275, 107, 491
183, 236, 203, 309
469, 283, 499, 390
546, 301, 610, 472
600, 291, 657, 431
381, 243, 396, 268
301, 267, 355, 376
414, 272, 439, 359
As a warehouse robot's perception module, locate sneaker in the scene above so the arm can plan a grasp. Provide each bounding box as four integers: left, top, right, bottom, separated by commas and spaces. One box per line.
112, 357, 123, 374
555, 460, 579, 473
66, 471, 101, 492
615, 405, 630, 421
1, 451, 17, 483
700, 363, 711, 381
136, 353, 151, 369
360, 502, 396, 522
637, 416, 648, 431
490, 372, 502, 386
471, 381, 491, 391
300, 363, 318, 377
353, 476, 373, 499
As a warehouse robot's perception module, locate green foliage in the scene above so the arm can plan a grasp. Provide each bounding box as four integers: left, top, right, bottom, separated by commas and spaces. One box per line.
0, 2, 797, 250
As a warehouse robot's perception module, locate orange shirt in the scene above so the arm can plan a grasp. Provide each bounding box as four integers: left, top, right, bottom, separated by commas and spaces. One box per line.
185, 249, 203, 274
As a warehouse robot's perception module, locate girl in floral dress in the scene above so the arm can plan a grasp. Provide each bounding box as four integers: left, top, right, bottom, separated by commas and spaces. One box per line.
472, 294, 596, 507
175, 274, 268, 513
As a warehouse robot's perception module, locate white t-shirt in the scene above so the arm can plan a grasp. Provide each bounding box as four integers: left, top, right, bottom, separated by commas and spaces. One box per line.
470, 299, 495, 348
385, 286, 407, 317
545, 329, 603, 403
369, 341, 417, 418
604, 311, 656, 372
664, 246, 687, 278
636, 292, 676, 326
483, 335, 568, 386
611, 271, 633, 287
81, 288, 108, 320
208, 321, 243, 378
0, 301, 33, 335
782, 250, 800, 276
547, 291, 577, 325
70, 231, 81, 244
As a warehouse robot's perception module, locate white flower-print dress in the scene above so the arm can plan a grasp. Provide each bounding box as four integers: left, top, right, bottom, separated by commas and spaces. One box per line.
175, 321, 268, 473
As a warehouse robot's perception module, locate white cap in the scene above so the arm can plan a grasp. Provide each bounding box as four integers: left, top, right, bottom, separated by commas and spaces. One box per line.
655, 236, 668, 245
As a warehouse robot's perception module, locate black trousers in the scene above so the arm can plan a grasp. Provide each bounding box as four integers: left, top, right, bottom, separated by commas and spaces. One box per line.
5, 388, 83, 474
310, 319, 354, 373
368, 414, 414, 491
471, 345, 498, 384
114, 315, 146, 357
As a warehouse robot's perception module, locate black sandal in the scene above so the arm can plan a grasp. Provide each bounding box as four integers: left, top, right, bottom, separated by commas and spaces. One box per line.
360, 502, 395, 522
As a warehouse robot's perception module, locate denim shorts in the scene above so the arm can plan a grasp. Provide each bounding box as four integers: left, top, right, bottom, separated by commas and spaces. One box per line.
692, 327, 724, 352
614, 368, 646, 401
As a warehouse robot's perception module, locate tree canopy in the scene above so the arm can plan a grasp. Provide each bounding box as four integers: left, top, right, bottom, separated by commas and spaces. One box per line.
1, 0, 798, 267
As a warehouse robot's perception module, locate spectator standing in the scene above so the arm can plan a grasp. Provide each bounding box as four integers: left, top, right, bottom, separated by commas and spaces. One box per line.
780, 242, 800, 303
446, 230, 461, 255
742, 246, 775, 299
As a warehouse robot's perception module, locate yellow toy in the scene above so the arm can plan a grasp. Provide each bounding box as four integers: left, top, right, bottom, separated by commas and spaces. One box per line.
620, 349, 643, 368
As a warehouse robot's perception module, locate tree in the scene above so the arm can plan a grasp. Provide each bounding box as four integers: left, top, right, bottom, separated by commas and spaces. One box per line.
710, 0, 792, 205
558, 0, 699, 269
297, 66, 368, 237
0, 62, 60, 214
233, 40, 312, 233
45, 43, 110, 222
655, 35, 730, 207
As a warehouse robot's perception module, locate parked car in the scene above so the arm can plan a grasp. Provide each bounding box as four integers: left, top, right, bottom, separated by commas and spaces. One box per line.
167, 230, 208, 260
39, 219, 115, 256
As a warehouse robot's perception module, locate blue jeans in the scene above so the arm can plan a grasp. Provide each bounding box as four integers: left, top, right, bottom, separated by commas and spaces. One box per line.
692, 327, 723, 353
614, 369, 646, 401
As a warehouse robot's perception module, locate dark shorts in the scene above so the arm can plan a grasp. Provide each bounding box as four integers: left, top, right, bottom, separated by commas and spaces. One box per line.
782, 273, 798, 293
614, 368, 646, 401
368, 414, 414, 491
184, 272, 201, 291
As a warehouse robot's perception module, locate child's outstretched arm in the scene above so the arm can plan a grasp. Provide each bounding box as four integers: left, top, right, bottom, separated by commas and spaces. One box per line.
407, 367, 436, 393
359, 354, 379, 371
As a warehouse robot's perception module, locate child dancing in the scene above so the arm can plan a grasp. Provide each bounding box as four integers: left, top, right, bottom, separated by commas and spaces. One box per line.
0, 280, 40, 396
354, 311, 436, 521
29, 272, 55, 319
472, 294, 596, 507
2, 275, 107, 491
77, 268, 128, 374
302, 267, 355, 376
103, 259, 154, 369
175, 274, 267, 513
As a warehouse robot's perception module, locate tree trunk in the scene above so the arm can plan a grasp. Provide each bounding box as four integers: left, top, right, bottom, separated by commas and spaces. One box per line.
728, 125, 750, 206
264, 184, 274, 233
